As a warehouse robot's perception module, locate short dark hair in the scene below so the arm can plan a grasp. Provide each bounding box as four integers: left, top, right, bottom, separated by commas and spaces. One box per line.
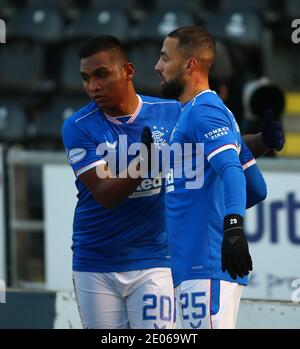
78, 35, 128, 63
168, 26, 216, 72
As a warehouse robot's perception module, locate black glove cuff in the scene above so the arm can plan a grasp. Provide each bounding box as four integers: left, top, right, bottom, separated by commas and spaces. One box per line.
224, 214, 243, 234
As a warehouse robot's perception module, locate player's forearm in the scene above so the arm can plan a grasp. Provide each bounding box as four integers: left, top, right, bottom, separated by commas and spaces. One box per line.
94, 158, 144, 209
222, 165, 246, 217
95, 177, 142, 209
242, 133, 269, 159
245, 164, 267, 209
209, 150, 246, 216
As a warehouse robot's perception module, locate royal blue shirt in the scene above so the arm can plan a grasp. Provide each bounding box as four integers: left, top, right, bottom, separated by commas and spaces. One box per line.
165, 90, 255, 287
62, 95, 179, 272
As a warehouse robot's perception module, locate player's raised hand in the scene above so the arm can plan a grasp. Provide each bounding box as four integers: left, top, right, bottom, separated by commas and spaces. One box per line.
140, 126, 154, 170
261, 109, 285, 151
221, 214, 253, 280
141, 126, 153, 152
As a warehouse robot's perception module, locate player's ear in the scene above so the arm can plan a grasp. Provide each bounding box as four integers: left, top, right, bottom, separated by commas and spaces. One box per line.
124, 62, 135, 81
186, 58, 197, 73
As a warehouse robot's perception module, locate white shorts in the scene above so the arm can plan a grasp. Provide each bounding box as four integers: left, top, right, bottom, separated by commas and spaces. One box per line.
175, 279, 243, 329
73, 268, 174, 329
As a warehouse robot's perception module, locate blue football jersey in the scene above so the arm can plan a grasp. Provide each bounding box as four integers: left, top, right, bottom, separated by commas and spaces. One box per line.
165, 90, 249, 287
62, 95, 180, 272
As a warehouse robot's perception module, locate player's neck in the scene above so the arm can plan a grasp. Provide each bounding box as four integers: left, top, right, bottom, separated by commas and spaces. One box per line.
102, 90, 139, 117
179, 78, 210, 104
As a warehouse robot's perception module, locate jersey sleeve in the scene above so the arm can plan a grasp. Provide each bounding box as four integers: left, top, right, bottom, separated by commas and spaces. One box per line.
190, 105, 246, 217
244, 164, 267, 209
238, 139, 267, 208
62, 119, 106, 177
190, 105, 239, 162
239, 138, 256, 170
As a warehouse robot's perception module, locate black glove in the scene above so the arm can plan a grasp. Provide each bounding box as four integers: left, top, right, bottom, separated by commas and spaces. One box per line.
140, 126, 154, 170
221, 214, 253, 279
261, 109, 285, 151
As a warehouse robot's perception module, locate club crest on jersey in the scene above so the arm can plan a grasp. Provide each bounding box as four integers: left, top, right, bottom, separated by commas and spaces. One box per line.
152, 126, 168, 150
67, 148, 86, 164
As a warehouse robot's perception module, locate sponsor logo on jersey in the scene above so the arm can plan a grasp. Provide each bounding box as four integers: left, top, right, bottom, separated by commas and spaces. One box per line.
129, 173, 163, 198
204, 127, 230, 140
165, 168, 174, 193
67, 148, 87, 164
105, 141, 117, 150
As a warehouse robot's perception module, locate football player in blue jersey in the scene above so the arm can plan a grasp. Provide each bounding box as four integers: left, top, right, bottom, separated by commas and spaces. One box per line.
155, 26, 284, 329
62, 35, 179, 329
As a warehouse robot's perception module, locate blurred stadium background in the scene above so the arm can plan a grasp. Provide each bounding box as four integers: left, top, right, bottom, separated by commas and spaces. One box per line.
0, 0, 299, 328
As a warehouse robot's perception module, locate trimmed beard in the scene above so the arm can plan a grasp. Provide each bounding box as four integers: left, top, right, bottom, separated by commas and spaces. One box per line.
161, 76, 184, 100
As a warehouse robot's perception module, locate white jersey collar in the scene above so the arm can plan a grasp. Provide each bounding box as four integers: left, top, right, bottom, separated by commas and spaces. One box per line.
104, 95, 142, 125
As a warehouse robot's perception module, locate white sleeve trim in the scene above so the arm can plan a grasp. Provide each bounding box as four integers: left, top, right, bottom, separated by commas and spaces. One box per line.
242, 158, 256, 171
207, 144, 238, 162
75, 159, 107, 177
